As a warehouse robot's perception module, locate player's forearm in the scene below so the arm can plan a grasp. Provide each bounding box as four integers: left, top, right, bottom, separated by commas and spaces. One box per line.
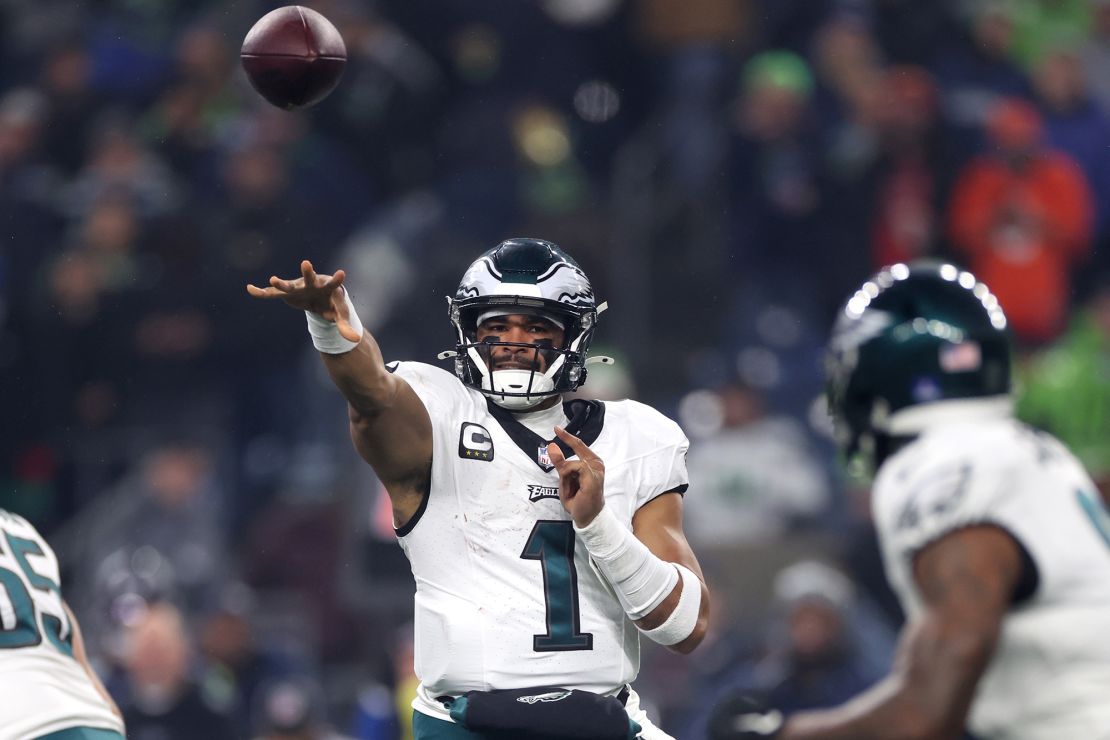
780, 617, 988, 740
779, 676, 943, 740
575, 505, 707, 651
320, 331, 402, 419
628, 494, 709, 652
303, 286, 403, 419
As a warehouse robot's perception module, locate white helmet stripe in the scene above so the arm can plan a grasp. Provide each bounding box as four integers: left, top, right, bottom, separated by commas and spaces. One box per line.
535, 261, 577, 282
481, 258, 502, 280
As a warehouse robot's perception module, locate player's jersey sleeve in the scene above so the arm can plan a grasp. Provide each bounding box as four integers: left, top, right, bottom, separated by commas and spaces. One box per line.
873, 437, 1028, 562
615, 401, 690, 509
390, 360, 476, 425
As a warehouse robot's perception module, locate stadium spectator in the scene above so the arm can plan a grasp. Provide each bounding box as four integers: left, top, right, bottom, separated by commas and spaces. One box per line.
809, 16, 887, 272
116, 602, 238, 740
1031, 42, 1110, 245
35, 41, 99, 175
1010, 0, 1091, 69
1081, 0, 1110, 113
138, 19, 244, 178
64, 438, 229, 646
868, 66, 957, 268
684, 381, 831, 548
686, 560, 892, 740
947, 97, 1093, 345
252, 677, 356, 740
198, 589, 306, 738
931, 0, 1031, 156
62, 113, 181, 219
727, 50, 832, 320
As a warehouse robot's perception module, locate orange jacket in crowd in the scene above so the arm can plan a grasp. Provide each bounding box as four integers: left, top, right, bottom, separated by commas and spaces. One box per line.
948, 148, 1093, 344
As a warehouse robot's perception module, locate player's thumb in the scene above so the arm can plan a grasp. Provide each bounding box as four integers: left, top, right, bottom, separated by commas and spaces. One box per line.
337, 318, 362, 343
547, 442, 566, 469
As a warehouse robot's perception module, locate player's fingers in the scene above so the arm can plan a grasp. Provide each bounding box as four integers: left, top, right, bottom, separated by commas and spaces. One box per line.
554, 426, 601, 464
301, 260, 319, 287
269, 275, 299, 292
555, 460, 590, 487
246, 284, 282, 298
325, 269, 347, 289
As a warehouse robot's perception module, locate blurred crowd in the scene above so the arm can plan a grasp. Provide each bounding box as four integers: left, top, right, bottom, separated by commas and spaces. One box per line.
3, 0, 1110, 738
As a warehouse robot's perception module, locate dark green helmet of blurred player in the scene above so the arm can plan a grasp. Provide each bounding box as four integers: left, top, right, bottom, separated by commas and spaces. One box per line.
826, 262, 1012, 472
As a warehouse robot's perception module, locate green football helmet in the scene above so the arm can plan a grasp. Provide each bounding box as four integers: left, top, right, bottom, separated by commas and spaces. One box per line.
825, 262, 1012, 470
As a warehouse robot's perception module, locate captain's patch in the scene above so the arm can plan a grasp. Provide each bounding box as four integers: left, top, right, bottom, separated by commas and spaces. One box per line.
459, 423, 494, 462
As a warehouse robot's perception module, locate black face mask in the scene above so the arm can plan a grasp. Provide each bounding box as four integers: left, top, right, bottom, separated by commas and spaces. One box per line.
478, 336, 558, 371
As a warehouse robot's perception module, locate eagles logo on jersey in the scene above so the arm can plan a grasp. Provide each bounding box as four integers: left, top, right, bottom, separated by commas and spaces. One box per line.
825, 261, 1011, 472
443, 238, 608, 411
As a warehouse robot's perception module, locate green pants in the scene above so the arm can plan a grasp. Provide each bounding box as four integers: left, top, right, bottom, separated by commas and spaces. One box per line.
37, 728, 125, 740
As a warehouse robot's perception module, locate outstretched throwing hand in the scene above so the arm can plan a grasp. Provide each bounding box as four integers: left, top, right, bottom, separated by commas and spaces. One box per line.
548, 426, 606, 527
246, 260, 361, 342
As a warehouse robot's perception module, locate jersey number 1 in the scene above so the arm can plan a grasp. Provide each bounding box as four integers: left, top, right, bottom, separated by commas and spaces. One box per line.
521, 521, 594, 652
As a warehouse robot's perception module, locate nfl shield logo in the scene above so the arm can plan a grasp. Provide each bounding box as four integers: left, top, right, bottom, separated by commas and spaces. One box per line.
537, 446, 553, 470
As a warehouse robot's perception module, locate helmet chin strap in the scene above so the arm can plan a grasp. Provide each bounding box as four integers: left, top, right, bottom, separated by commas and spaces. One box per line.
485, 369, 557, 410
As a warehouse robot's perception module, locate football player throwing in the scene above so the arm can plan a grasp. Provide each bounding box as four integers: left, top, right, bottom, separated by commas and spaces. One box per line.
249, 238, 710, 739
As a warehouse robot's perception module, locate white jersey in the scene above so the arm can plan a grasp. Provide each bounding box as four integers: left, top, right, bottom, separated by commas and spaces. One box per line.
0, 510, 124, 739
391, 362, 689, 720
873, 417, 1110, 740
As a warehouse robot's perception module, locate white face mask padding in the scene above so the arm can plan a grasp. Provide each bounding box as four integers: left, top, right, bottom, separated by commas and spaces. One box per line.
485, 369, 556, 410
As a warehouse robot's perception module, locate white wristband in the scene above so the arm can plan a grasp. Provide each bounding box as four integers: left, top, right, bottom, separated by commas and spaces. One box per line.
306, 288, 364, 354
574, 506, 679, 621
639, 563, 702, 646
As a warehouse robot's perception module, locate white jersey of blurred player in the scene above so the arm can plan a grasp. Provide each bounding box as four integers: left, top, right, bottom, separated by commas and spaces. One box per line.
874, 413, 1110, 739
391, 362, 688, 726
0, 509, 125, 738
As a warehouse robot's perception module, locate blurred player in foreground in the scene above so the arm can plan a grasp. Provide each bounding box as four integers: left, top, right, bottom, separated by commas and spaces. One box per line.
248, 238, 709, 739
0, 509, 125, 739
711, 262, 1110, 739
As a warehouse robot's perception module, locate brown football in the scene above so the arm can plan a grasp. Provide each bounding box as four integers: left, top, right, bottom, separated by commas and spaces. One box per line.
241, 6, 347, 110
